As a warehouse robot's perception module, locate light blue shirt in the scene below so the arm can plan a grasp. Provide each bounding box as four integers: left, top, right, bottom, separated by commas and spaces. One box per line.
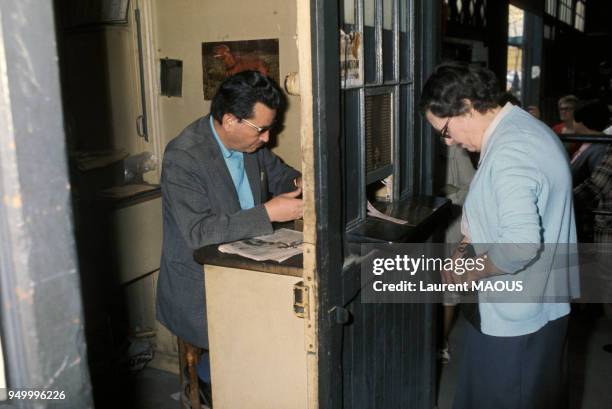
209, 116, 254, 210
464, 105, 578, 336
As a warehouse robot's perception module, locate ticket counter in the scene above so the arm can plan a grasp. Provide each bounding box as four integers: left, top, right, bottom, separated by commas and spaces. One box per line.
195, 247, 307, 409
194, 195, 450, 409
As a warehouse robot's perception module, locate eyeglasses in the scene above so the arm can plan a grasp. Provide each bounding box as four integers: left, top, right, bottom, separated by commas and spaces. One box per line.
438, 118, 452, 139
240, 118, 275, 135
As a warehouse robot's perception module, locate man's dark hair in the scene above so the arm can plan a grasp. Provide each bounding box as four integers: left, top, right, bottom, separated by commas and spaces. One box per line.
574, 100, 611, 132
210, 70, 282, 122
419, 62, 501, 117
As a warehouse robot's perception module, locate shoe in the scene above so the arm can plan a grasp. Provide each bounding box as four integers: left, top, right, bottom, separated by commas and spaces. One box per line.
438, 347, 451, 364
438, 341, 451, 364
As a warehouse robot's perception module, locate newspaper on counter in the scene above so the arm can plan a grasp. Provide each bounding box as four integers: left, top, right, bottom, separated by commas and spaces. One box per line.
218, 228, 303, 262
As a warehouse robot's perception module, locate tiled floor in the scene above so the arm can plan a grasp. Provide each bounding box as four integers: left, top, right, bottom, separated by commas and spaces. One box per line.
89, 365, 181, 409
130, 367, 183, 409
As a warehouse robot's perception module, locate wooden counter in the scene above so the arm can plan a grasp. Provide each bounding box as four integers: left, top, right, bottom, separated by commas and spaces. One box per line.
194, 196, 449, 408
195, 231, 307, 409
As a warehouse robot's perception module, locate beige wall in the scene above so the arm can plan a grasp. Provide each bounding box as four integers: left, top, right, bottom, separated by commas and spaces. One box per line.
152, 0, 302, 170
146, 0, 303, 367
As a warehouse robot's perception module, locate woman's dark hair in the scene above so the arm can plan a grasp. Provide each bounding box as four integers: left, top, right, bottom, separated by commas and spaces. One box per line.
419, 62, 501, 117
210, 70, 282, 122
574, 100, 611, 132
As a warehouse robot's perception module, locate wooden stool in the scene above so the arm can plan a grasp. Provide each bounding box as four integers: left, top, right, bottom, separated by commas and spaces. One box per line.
177, 338, 202, 408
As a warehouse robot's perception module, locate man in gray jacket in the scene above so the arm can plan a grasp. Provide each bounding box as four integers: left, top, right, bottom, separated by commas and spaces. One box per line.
156, 71, 303, 405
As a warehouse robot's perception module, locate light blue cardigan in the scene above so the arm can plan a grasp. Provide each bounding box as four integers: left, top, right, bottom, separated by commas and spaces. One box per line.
464, 105, 578, 336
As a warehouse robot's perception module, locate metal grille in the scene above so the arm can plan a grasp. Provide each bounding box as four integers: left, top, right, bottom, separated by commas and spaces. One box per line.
365, 93, 393, 174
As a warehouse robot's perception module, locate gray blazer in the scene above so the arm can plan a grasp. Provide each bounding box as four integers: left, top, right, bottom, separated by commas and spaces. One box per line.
156, 115, 300, 347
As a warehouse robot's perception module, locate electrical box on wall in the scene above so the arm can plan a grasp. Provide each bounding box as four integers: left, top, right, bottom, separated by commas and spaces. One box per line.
160, 58, 183, 97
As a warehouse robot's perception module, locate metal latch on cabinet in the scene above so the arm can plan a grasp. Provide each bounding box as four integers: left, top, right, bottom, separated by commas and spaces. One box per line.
293, 281, 309, 319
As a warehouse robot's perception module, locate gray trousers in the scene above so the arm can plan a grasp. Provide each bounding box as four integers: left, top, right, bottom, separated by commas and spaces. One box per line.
453, 315, 569, 409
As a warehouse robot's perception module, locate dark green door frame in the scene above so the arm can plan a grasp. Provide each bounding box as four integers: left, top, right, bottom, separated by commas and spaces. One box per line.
310, 1, 440, 408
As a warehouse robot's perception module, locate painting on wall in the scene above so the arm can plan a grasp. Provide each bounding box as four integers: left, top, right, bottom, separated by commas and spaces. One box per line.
202, 39, 280, 100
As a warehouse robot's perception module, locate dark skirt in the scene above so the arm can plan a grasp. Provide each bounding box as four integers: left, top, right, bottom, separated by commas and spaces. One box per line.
453, 315, 569, 409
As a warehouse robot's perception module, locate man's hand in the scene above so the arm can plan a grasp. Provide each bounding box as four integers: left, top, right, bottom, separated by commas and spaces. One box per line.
264, 187, 304, 222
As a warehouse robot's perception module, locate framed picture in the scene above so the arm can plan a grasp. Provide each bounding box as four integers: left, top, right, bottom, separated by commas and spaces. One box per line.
202, 39, 280, 100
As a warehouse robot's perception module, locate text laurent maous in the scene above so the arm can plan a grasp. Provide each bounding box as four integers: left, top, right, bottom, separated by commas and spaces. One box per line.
372, 280, 524, 292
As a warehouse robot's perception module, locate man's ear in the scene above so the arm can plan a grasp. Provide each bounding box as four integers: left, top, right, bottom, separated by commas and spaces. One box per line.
221, 113, 236, 131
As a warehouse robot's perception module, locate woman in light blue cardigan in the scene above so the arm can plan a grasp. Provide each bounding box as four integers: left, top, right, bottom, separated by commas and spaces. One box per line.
420, 62, 577, 409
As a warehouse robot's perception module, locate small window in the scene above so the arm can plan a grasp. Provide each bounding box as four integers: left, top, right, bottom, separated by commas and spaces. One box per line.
559, 0, 573, 25
365, 92, 394, 184
363, 0, 377, 84
382, 0, 396, 82
399, 0, 412, 80
545, 0, 557, 17
506, 5, 524, 101
574, 1, 585, 32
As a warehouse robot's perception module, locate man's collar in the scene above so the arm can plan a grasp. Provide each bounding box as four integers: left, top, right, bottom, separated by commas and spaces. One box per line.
209, 115, 234, 158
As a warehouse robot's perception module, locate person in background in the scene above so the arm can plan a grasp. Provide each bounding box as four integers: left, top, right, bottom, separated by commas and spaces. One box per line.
157, 71, 303, 408
420, 62, 577, 409
526, 105, 541, 119
553, 94, 579, 134
497, 92, 542, 119
438, 143, 475, 364
570, 100, 611, 186
574, 144, 612, 354
553, 94, 580, 155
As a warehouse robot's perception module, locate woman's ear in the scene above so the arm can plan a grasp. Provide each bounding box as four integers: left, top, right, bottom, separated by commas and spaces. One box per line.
461, 98, 474, 116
